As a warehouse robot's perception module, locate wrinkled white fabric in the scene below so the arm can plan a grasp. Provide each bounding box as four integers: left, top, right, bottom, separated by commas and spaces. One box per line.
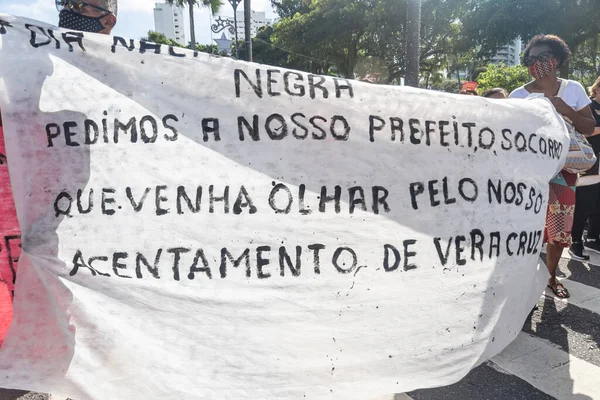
0, 15, 568, 400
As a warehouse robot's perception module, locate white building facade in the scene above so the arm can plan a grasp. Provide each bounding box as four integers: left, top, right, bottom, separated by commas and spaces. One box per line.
153, 3, 186, 45
219, 11, 272, 41
490, 38, 523, 66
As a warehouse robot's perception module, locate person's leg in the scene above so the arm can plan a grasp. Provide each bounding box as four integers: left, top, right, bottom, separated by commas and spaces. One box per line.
585, 182, 600, 243
570, 184, 596, 259
588, 211, 600, 239
572, 185, 595, 241
546, 178, 576, 298
546, 242, 563, 277
547, 243, 570, 297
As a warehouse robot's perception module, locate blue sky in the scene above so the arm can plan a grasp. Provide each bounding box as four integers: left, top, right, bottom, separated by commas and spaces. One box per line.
0, 0, 276, 44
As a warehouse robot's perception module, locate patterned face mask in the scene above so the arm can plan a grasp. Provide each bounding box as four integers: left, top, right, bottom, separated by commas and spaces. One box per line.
528, 57, 559, 81
58, 9, 105, 32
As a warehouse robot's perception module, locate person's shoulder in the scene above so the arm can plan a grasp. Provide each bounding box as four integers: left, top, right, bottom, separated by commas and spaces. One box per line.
564, 79, 592, 109
565, 79, 588, 94
565, 79, 585, 87
509, 86, 528, 99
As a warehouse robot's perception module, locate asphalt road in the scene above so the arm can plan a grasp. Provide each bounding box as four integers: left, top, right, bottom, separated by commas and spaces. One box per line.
405, 253, 600, 400
0, 390, 50, 400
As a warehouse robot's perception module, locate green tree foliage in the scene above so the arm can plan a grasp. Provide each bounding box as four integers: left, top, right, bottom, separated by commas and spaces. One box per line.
270, 0, 467, 80
272, 0, 373, 78
476, 63, 530, 93
419, 69, 445, 89
142, 31, 183, 47
165, 0, 222, 50
571, 34, 600, 89
195, 43, 221, 54
142, 30, 221, 55
428, 78, 460, 93
362, 0, 470, 83
360, 0, 406, 82
461, 0, 600, 74
236, 27, 287, 66
444, 46, 488, 88
271, 0, 312, 18
416, 0, 469, 82
360, 0, 468, 83
237, 26, 331, 73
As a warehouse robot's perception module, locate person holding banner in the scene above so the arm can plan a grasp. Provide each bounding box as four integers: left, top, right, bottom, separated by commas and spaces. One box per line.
56, 0, 118, 34
0, 0, 119, 347
510, 34, 596, 298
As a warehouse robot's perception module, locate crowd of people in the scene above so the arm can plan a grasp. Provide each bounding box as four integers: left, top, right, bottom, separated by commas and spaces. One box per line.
1, 1, 600, 348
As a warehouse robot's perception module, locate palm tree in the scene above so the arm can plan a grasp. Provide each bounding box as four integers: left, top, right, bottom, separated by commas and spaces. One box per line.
405, 0, 422, 87
165, 0, 222, 50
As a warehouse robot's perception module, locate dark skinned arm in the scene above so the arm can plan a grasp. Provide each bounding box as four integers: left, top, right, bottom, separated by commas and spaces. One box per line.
550, 97, 596, 135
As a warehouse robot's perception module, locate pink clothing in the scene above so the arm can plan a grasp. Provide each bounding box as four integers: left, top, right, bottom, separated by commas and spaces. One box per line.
0, 125, 21, 346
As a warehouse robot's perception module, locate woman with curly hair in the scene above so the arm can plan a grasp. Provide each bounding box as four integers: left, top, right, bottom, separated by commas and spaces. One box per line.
510, 34, 596, 298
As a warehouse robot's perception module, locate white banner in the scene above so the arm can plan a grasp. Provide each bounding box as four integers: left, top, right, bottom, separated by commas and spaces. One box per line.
0, 15, 569, 400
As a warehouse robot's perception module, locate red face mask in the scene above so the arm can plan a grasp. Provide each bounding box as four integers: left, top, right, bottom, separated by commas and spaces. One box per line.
528, 57, 558, 80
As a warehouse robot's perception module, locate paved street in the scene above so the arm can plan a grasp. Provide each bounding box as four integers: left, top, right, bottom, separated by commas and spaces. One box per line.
2, 252, 599, 400
0, 392, 56, 400
392, 250, 600, 400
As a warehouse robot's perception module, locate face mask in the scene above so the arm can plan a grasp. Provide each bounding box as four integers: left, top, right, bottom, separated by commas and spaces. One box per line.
528, 57, 558, 80
59, 9, 105, 33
